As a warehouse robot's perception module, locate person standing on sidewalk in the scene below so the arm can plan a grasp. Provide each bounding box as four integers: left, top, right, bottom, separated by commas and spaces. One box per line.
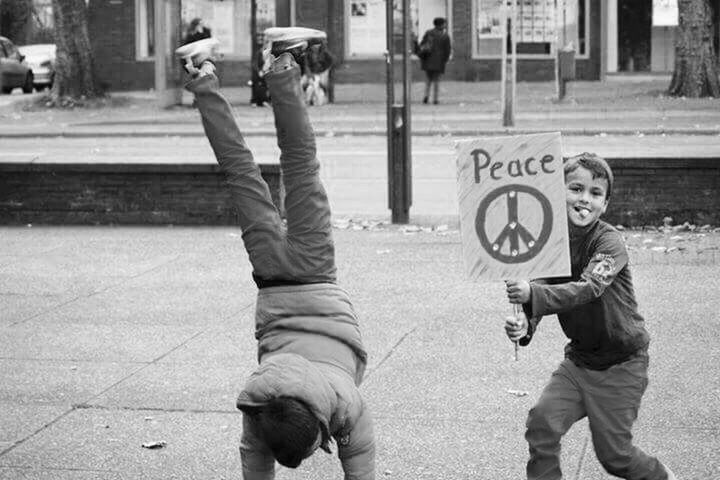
183, 17, 212, 45
416, 17, 451, 105
176, 30, 374, 480
503, 153, 678, 480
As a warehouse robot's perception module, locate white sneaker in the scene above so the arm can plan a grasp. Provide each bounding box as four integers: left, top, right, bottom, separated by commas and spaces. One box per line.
175, 38, 220, 76
259, 27, 327, 76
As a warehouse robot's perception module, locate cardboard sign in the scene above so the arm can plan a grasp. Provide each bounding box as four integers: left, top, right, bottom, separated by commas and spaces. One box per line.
456, 132, 570, 281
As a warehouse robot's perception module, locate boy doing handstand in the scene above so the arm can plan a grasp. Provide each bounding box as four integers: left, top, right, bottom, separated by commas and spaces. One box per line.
504, 153, 677, 480
176, 31, 374, 480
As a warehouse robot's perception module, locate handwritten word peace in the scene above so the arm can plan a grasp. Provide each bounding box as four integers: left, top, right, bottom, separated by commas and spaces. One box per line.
470, 149, 556, 184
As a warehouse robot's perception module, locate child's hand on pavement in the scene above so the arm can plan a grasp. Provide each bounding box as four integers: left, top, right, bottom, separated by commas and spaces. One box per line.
504, 314, 528, 342
505, 279, 531, 304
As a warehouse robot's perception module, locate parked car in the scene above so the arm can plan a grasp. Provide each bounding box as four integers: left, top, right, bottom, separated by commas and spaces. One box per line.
0, 36, 33, 94
18, 43, 56, 91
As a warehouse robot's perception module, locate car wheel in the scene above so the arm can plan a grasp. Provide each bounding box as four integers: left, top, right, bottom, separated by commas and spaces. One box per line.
22, 73, 34, 94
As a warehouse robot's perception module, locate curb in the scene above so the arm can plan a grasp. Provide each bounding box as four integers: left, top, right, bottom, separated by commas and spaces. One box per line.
2, 128, 720, 138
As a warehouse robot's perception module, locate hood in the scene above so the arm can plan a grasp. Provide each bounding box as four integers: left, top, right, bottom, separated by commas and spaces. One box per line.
236, 352, 336, 450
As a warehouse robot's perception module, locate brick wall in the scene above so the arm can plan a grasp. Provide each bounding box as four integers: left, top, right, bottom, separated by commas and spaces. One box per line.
0, 164, 284, 225
606, 158, 720, 227
1, 159, 718, 226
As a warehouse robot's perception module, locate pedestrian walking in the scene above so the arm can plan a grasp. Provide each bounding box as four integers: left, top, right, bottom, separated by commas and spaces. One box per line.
175, 29, 375, 480
503, 152, 678, 480
183, 17, 212, 45
416, 17, 451, 105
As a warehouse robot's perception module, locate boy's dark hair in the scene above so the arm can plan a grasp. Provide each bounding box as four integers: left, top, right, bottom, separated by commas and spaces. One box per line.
563, 152, 614, 200
433, 17, 447, 28
253, 397, 321, 468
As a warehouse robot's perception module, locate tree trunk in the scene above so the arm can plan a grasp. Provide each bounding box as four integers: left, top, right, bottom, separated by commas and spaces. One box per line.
668, 0, 720, 97
50, 0, 103, 103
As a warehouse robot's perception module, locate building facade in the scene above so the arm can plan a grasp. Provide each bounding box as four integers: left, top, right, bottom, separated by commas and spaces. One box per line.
86, 0, 718, 91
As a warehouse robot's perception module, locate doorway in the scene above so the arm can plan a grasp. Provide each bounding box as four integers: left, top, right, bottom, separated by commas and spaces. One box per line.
618, 0, 652, 72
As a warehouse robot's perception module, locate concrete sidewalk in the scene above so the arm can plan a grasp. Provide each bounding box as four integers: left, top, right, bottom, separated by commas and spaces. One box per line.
3, 78, 720, 137
0, 226, 718, 479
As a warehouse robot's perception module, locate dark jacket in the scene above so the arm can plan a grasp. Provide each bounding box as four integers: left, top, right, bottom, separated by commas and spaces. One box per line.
418, 27, 451, 73
236, 283, 374, 480
521, 220, 650, 370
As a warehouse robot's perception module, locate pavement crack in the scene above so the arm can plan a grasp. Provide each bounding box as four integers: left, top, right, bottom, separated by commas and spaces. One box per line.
363, 325, 419, 381
81, 329, 207, 405
0, 408, 76, 458
0, 329, 207, 458
8, 255, 183, 327
9, 295, 85, 327
73, 404, 239, 415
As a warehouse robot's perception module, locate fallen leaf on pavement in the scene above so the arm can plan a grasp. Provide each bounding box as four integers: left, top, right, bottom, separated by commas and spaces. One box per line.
507, 389, 529, 397
141, 441, 167, 449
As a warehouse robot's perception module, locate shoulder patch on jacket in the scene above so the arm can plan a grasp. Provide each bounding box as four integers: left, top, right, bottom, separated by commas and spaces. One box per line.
591, 253, 616, 281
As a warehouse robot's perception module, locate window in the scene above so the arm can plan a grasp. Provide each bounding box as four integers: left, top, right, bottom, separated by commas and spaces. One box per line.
473, 0, 588, 58
136, 0, 276, 60
136, 0, 155, 59
181, 0, 275, 58
346, 0, 449, 58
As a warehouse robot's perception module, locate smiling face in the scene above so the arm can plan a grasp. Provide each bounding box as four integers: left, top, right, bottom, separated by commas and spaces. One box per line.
565, 165, 609, 227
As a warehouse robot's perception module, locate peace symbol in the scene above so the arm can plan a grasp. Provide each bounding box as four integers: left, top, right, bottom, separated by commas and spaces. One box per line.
475, 184, 552, 264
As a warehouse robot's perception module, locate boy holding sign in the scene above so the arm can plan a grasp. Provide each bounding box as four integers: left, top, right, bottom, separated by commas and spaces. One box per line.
504, 153, 677, 480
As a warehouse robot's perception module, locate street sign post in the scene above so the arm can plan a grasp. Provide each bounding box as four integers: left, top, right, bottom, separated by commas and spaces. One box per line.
457, 132, 571, 359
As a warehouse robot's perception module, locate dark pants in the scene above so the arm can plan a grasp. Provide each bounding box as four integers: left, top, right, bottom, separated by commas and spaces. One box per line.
423, 70, 441, 103
186, 64, 336, 285
526, 354, 667, 480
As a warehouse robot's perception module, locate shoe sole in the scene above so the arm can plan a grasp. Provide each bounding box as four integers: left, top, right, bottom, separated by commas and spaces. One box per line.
175, 38, 220, 64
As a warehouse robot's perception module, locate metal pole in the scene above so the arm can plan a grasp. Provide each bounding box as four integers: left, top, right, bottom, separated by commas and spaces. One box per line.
386, 0, 396, 216
386, 0, 411, 224
401, 0, 412, 222
250, 0, 260, 105
510, 0, 517, 124
501, 2, 515, 127
500, 1, 506, 124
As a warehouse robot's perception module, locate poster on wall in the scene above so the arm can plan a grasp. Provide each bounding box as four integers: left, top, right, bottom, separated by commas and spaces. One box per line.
516, 0, 556, 44
348, 0, 386, 56
653, 0, 678, 26
477, 0, 503, 38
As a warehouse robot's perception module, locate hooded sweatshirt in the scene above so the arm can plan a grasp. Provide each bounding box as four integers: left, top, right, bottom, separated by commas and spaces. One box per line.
236, 283, 374, 480
521, 220, 650, 370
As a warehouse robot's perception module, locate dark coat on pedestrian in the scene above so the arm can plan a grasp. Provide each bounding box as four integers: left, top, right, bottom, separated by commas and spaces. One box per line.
418, 27, 451, 74
183, 18, 212, 45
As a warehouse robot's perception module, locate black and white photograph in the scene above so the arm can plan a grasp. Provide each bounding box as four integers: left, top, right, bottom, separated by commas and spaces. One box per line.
1, 0, 719, 479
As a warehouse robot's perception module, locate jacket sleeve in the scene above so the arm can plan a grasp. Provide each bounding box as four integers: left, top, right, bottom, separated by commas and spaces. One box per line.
528, 231, 628, 318
240, 415, 276, 480
337, 397, 375, 480
518, 303, 543, 347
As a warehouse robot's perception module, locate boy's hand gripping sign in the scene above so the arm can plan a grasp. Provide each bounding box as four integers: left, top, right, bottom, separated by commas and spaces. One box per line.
456, 132, 571, 281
